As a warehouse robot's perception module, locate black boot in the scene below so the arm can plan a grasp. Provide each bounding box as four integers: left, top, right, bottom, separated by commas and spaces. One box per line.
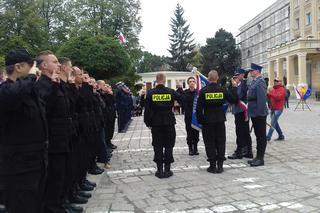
242, 146, 253, 158
249, 158, 264, 167
193, 144, 199, 155
216, 161, 224, 173
188, 144, 194, 156
164, 163, 173, 178
206, 162, 216, 173
227, 151, 242, 159
155, 163, 164, 179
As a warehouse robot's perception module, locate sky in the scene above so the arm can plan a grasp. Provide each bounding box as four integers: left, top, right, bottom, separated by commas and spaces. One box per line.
139, 0, 277, 56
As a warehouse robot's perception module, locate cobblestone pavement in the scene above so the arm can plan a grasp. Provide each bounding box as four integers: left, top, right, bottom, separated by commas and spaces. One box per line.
84, 100, 320, 213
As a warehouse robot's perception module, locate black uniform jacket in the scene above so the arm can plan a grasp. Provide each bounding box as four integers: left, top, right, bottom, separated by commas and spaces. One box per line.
36, 76, 72, 153
196, 82, 238, 125
144, 84, 181, 127
0, 74, 48, 175
182, 89, 196, 119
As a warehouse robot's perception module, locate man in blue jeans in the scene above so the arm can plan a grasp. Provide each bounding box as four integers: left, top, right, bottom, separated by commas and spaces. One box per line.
266, 78, 286, 141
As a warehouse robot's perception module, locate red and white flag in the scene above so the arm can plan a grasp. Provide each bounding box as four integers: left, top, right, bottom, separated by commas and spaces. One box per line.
119, 32, 125, 45
238, 101, 249, 121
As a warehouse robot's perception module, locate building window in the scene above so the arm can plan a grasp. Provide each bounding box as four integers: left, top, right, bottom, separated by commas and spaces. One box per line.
306, 13, 312, 25
295, 0, 299, 8
296, 18, 300, 29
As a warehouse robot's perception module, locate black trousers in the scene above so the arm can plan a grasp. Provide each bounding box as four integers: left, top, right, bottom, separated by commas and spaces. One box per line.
0, 154, 46, 213
44, 153, 68, 213
151, 125, 176, 164
251, 116, 267, 159
65, 136, 81, 200
234, 112, 252, 153
105, 118, 115, 145
202, 122, 226, 163
185, 117, 199, 145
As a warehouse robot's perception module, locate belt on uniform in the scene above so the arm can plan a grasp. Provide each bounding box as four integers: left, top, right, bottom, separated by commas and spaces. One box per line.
0, 141, 48, 153
50, 117, 72, 125
248, 99, 257, 102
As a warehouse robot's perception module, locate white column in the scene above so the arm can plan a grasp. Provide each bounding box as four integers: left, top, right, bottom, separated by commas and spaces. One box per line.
298, 52, 307, 86
286, 55, 294, 89
277, 58, 284, 81
268, 60, 275, 87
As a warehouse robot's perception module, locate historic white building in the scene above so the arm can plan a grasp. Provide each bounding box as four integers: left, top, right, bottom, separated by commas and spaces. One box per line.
137, 71, 194, 90
237, 0, 290, 74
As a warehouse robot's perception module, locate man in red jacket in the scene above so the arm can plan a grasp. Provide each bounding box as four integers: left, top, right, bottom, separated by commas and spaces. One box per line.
266, 78, 286, 141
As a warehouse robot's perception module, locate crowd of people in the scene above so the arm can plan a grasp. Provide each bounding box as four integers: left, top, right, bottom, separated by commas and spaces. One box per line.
144, 63, 288, 178
0, 48, 119, 213
0, 46, 290, 211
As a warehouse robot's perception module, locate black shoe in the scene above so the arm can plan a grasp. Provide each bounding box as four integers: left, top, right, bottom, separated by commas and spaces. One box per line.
243, 153, 253, 158
216, 161, 224, 173
68, 204, 84, 212
227, 152, 243, 159
249, 158, 264, 167
155, 163, 164, 179
274, 136, 285, 141
70, 195, 88, 204
193, 144, 199, 155
206, 166, 216, 173
79, 183, 94, 191
88, 167, 104, 175
85, 179, 96, 187
77, 191, 92, 198
188, 145, 194, 156
164, 164, 173, 178
107, 143, 117, 149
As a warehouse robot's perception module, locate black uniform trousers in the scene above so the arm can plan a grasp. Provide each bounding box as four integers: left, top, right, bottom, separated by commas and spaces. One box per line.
185, 117, 199, 145
0, 152, 47, 213
251, 116, 267, 159
151, 125, 176, 164
234, 112, 252, 154
202, 122, 226, 163
44, 153, 68, 213
65, 135, 81, 200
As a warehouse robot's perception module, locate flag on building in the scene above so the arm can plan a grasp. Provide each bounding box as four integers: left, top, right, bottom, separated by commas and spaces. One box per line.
119, 32, 125, 45
303, 86, 312, 101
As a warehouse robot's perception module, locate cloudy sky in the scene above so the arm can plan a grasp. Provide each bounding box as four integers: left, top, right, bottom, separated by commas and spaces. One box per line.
139, 0, 277, 56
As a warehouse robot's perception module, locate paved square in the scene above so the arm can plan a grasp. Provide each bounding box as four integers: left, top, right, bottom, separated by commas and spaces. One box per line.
84, 100, 320, 213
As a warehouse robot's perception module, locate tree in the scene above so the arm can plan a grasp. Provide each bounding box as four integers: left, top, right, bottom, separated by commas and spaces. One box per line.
190, 45, 204, 72
168, 3, 196, 71
201, 28, 241, 77
57, 35, 140, 86
70, 0, 142, 49
136, 51, 170, 73
0, 0, 49, 55
38, 0, 77, 49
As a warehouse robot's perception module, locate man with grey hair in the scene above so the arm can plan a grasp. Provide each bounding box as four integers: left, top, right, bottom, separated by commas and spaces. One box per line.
144, 73, 181, 179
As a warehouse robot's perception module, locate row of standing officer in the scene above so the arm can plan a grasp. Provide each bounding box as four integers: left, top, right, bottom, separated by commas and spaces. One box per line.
0, 48, 117, 213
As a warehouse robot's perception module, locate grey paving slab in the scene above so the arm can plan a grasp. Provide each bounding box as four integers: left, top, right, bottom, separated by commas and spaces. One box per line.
84, 100, 320, 212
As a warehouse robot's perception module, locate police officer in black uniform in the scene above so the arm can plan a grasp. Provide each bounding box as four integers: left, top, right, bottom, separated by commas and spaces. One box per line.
36, 51, 73, 213
196, 70, 238, 174
0, 49, 48, 213
144, 73, 181, 179
182, 76, 200, 155
228, 69, 253, 159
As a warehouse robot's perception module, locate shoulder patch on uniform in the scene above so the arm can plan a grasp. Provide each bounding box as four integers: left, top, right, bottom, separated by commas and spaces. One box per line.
152, 94, 172, 101
205, 92, 224, 100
